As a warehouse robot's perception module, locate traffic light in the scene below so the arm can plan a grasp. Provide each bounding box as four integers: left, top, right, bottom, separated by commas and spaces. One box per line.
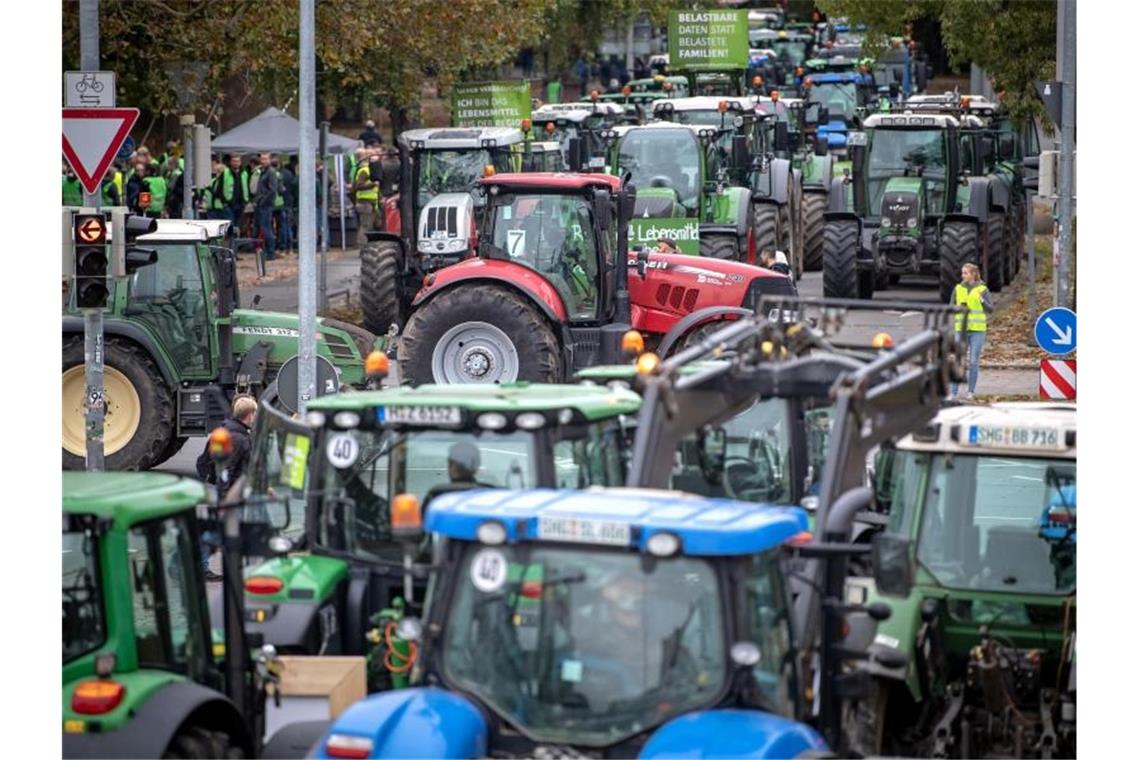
110, 211, 158, 276
73, 213, 109, 309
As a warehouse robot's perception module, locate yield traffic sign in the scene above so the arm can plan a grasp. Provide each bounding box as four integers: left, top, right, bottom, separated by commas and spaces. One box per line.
74, 214, 106, 244
62, 108, 140, 195
1033, 307, 1076, 355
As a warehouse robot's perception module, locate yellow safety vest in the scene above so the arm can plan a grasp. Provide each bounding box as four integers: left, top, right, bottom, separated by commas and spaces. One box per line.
954, 283, 988, 332
354, 164, 379, 202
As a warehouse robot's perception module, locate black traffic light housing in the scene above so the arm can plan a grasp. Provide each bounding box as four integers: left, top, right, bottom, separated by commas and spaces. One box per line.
73, 213, 109, 309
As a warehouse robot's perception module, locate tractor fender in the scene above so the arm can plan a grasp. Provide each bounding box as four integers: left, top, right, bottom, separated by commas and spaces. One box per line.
802, 154, 833, 191
753, 157, 792, 205
955, 176, 991, 220
363, 229, 406, 252
657, 306, 752, 357
859, 594, 925, 701
823, 210, 861, 228
987, 175, 1010, 213
411, 259, 568, 323
712, 185, 754, 237
641, 709, 829, 758
315, 687, 487, 759
826, 176, 850, 213
62, 316, 176, 387
62, 681, 252, 759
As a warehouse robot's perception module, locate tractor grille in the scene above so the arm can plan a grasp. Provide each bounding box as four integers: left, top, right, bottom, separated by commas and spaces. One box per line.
881, 192, 917, 231
655, 284, 700, 312
423, 205, 459, 238
321, 318, 379, 358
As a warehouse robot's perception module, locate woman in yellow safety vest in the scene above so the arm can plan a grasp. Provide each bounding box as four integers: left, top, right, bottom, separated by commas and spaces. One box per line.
949, 262, 994, 400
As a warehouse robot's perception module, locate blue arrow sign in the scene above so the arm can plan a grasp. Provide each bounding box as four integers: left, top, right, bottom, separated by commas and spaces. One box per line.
116, 135, 135, 161
1034, 307, 1076, 355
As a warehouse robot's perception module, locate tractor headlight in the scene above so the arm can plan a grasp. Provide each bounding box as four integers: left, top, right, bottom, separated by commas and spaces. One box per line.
907, 217, 918, 229
447, 238, 467, 252
417, 239, 433, 252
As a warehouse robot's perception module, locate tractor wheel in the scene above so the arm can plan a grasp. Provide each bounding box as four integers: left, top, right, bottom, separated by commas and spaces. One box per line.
985, 214, 1005, 293
751, 202, 779, 259
163, 725, 242, 759
699, 233, 741, 261
676, 319, 732, 355
1004, 205, 1022, 282
63, 338, 175, 471
842, 678, 889, 759
398, 285, 562, 385
939, 220, 979, 304
360, 240, 402, 335
152, 436, 190, 468
821, 220, 860, 298
801, 192, 826, 271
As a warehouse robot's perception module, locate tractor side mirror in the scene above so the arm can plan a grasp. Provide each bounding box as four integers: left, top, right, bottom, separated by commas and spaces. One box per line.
593, 188, 612, 231
732, 134, 750, 170
814, 136, 828, 156
818, 106, 830, 125
872, 533, 914, 597
568, 137, 584, 172
773, 122, 790, 152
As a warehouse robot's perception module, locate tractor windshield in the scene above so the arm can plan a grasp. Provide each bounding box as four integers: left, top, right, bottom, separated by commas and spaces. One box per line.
617, 128, 701, 213
669, 110, 734, 128
866, 128, 947, 218
442, 545, 726, 746
489, 193, 600, 320
905, 452, 1076, 595
771, 40, 809, 66
417, 148, 515, 208
808, 82, 858, 124
63, 522, 105, 662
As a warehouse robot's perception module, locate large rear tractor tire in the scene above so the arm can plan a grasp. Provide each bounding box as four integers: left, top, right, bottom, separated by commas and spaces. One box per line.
62, 338, 176, 471
360, 240, 403, 335
752, 202, 779, 260
985, 214, 1005, 293
163, 725, 242, 759
821, 220, 862, 298
699, 233, 741, 261
801, 192, 826, 271
398, 285, 562, 385
778, 201, 802, 281
1004, 205, 1022, 282
939, 220, 979, 303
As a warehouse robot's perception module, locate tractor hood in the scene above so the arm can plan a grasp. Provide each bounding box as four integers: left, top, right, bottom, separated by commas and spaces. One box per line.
640, 709, 828, 758
879, 177, 923, 233
634, 186, 686, 219
230, 309, 378, 385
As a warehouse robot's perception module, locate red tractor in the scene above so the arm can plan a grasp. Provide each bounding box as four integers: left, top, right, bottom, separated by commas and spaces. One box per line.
397, 172, 796, 384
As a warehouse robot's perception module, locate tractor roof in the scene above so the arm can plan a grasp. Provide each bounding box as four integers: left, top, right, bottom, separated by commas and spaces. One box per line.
895, 402, 1076, 458
399, 127, 523, 150
651, 96, 757, 114
478, 172, 621, 192
533, 102, 624, 121
62, 472, 207, 526
426, 487, 808, 556
612, 121, 708, 139
863, 112, 959, 129
806, 72, 869, 84
306, 382, 641, 421
136, 218, 229, 243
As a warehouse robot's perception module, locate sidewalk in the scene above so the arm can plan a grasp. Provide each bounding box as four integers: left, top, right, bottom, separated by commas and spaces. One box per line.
236, 246, 362, 313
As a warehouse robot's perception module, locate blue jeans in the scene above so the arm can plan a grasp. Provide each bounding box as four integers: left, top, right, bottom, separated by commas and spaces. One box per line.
200, 529, 221, 570
952, 332, 986, 395
276, 207, 294, 251
257, 205, 276, 259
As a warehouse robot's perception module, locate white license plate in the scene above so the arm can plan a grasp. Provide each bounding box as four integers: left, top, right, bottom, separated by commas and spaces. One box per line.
537, 517, 631, 546
964, 425, 1066, 450
380, 405, 461, 425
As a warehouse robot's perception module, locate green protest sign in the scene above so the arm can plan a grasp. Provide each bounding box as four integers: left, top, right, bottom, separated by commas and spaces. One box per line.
669, 10, 750, 68
452, 81, 532, 127
630, 217, 701, 255
280, 433, 310, 491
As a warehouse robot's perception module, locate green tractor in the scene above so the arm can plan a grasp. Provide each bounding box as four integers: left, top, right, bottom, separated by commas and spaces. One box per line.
848, 402, 1076, 757
821, 111, 1016, 301
527, 101, 625, 168
232, 380, 641, 688
63, 472, 297, 757
62, 218, 378, 471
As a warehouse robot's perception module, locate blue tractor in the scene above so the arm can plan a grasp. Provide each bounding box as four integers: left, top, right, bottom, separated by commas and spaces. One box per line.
803, 71, 875, 156
313, 488, 837, 759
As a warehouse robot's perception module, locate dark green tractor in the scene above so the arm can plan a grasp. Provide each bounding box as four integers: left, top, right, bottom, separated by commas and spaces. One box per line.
821, 111, 1015, 301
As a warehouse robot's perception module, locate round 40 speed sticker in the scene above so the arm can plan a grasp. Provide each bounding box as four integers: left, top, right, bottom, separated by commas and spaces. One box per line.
469, 548, 508, 593
325, 432, 360, 469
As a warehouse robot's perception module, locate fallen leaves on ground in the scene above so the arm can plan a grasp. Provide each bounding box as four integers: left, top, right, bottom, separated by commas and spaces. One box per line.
236, 247, 357, 290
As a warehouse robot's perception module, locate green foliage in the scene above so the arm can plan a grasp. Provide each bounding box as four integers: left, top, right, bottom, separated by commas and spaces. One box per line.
817, 0, 1056, 123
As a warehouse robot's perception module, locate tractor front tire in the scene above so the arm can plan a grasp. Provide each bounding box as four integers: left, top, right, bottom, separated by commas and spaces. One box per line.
752, 202, 779, 259
821, 220, 861, 298
801, 192, 826, 271
360, 240, 403, 335
699, 233, 741, 261
62, 338, 175, 471
163, 725, 242, 759
398, 285, 562, 385
985, 214, 1005, 293
939, 220, 979, 303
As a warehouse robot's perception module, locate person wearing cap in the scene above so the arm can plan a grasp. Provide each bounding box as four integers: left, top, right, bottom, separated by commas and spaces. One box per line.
359, 119, 381, 147
423, 442, 492, 505
655, 237, 680, 254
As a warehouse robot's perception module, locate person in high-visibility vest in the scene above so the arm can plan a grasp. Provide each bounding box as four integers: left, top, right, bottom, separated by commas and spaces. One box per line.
352, 147, 380, 247
950, 262, 994, 400
62, 167, 83, 206
142, 165, 168, 219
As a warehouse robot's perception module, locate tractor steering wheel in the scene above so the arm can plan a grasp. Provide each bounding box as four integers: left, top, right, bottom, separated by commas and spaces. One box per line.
724, 455, 776, 503
649, 174, 674, 189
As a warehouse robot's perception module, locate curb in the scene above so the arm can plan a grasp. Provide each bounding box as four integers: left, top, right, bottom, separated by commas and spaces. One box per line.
980, 363, 1038, 370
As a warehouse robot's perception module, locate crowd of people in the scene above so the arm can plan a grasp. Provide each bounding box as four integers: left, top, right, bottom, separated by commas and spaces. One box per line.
62, 120, 402, 256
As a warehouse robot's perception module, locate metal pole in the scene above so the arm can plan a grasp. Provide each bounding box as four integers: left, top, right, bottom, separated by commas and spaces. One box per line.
1026, 189, 1036, 331
181, 115, 194, 219
80, 0, 104, 472
298, 0, 317, 413
337, 154, 346, 251
1056, 0, 1075, 310
319, 122, 329, 312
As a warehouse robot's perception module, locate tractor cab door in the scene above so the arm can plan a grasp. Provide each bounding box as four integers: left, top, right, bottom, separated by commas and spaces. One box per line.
123, 242, 215, 378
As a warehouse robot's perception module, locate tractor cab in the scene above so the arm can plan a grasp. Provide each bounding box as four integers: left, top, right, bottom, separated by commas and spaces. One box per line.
851, 403, 1076, 757
750, 28, 816, 82
684, 65, 747, 97
627, 74, 690, 98
803, 71, 875, 149
528, 102, 624, 169
237, 382, 641, 668
314, 488, 831, 759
